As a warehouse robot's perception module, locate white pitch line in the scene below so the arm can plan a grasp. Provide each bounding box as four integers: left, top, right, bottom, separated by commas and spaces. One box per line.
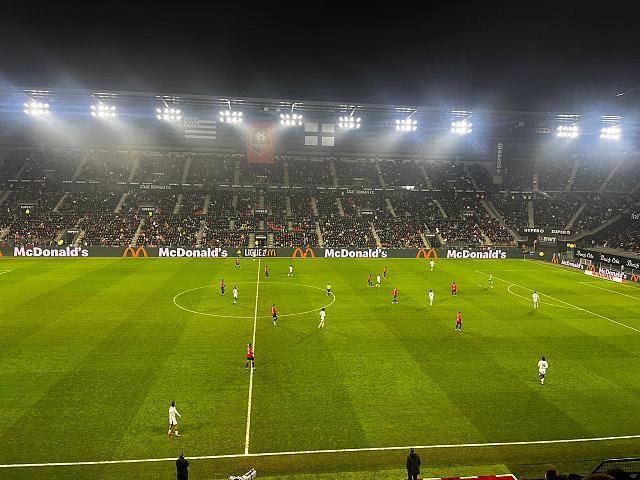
506, 284, 575, 310
580, 281, 640, 300
2, 434, 639, 468
0, 270, 13, 275
244, 258, 260, 455
476, 271, 640, 334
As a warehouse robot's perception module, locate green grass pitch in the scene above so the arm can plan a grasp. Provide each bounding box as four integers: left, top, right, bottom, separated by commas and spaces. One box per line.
0, 257, 639, 480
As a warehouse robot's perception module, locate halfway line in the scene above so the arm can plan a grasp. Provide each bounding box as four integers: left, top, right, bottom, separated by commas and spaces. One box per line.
245, 258, 260, 454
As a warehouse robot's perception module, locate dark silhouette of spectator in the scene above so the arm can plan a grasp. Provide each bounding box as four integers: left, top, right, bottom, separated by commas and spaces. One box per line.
176, 452, 189, 480
406, 447, 420, 480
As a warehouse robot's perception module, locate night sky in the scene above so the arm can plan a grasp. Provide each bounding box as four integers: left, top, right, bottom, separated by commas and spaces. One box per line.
1, 3, 639, 112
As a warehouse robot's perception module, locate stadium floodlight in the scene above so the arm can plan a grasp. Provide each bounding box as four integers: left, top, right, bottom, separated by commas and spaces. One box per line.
155, 107, 182, 122
600, 126, 621, 140
450, 120, 472, 135
395, 118, 418, 132
556, 125, 579, 138
279, 113, 303, 127
91, 104, 117, 119
219, 110, 244, 123
337, 116, 361, 129
23, 101, 50, 116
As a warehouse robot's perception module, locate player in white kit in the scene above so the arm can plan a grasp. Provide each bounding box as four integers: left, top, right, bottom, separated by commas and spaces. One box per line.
430, 259, 435, 271
168, 401, 182, 437
288, 264, 293, 277
532, 291, 540, 309
538, 356, 548, 384
318, 307, 326, 328
233, 286, 238, 305
428, 289, 434, 306
376, 274, 381, 287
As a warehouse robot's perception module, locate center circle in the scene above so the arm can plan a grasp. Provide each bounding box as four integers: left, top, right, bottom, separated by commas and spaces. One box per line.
173, 281, 336, 319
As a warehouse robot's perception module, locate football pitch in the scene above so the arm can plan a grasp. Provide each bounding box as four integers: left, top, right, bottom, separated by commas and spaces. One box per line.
1, 257, 639, 480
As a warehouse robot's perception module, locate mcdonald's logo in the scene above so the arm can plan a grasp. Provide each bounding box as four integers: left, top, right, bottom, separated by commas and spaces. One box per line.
122, 246, 149, 258
586, 264, 595, 272
292, 246, 316, 259
416, 248, 438, 259
552, 256, 559, 264
0, 251, 3, 256
266, 248, 277, 257
631, 274, 640, 283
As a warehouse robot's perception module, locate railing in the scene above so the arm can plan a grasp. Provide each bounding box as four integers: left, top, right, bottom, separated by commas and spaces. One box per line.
592, 457, 640, 475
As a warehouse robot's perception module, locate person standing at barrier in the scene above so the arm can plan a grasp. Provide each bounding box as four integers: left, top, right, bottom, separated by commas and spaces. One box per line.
406, 447, 420, 480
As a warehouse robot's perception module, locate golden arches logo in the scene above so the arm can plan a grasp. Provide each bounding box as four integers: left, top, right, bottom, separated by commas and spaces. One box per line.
552, 256, 559, 264
416, 248, 438, 259
266, 248, 277, 257
631, 274, 640, 283
123, 247, 149, 258
586, 264, 595, 272
292, 246, 316, 259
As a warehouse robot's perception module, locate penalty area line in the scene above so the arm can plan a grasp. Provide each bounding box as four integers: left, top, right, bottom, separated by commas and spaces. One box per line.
476, 271, 640, 334
2, 434, 640, 468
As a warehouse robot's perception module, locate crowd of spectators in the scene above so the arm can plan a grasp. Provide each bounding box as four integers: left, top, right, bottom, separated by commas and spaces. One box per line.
288, 193, 312, 217
286, 158, 332, 186
80, 213, 140, 247
379, 160, 423, 187
572, 194, 628, 233
468, 163, 492, 191
135, 153, 186, 184
535, 158, 572, 191
334, 159, 380, 187
188, 154, 236, 184
534, 193, 581, 229
492, 194, 530, 232
375, 219, 425, 248
502, 161, 534, 191
593, 219, 640, 253
179, 193, 206, 216
78, 150, 134, 182
424, 161, 474, 191
240, 162, 284, 185
606, 155, 640, 192
2, 149, 640, 252
321, 218, 375, 248
264, 192, 287, 217
572, 157, 610, 191
59, 190, 121, 214
138, 215, 200, 247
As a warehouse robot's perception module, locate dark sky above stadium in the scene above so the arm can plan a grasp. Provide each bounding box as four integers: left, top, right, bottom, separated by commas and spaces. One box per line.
1, 3, 639, 112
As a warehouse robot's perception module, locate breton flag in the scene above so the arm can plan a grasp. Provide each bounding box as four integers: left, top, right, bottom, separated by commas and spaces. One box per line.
184, 117, 217, 140
304, 122, 335, 147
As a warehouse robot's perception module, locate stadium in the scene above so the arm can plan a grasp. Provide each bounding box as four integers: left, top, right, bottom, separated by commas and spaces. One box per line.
1, 5, 639, 480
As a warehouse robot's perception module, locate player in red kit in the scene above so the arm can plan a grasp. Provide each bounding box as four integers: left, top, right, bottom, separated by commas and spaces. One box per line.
220, 278, 225, 296
245, 343, 255, 370
451, 282, 457, 296
392, 288, 398, 304
383, 266, 388, 278
367, 274, 372, 287
235, 258, 240, 269
455, 311, 463, 332
271, 304, 278, 325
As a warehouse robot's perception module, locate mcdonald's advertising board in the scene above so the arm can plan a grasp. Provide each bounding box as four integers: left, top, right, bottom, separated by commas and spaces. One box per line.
0, 246, 525, 260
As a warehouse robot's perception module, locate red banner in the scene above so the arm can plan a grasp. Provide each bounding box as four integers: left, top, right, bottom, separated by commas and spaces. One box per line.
247, 121, 276, 164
